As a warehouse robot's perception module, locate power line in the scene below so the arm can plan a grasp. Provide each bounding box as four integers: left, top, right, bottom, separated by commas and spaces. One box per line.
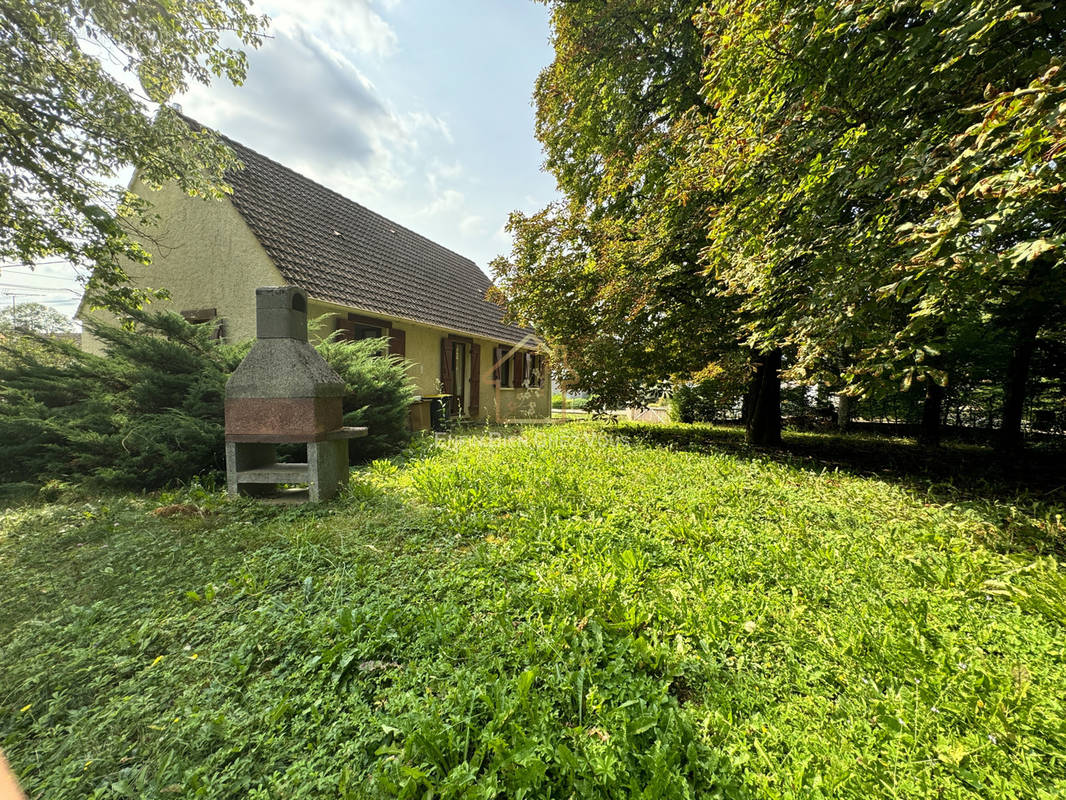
0, 282, 82, 293
2, 291, 45, 311
0, 271, 84, 284
0, 259, 72, 268
2, 265, 85, 275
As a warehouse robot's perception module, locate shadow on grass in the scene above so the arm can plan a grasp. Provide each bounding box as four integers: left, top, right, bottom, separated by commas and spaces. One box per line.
607, 422, 1066, 554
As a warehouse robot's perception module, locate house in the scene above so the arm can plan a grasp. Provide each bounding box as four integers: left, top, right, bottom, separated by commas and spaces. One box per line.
80, 122, 550, 427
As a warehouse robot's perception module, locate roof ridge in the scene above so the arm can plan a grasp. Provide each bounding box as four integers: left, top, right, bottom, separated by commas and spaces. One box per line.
179, 113, 488, 277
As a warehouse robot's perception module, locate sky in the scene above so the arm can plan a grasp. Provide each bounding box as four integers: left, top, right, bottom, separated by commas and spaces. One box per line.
1, 0, 559, 322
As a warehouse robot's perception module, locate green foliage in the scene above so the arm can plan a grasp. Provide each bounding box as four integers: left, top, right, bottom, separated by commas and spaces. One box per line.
0, 311, 239, 490
669, 379, 742, 423
0, 302, 73, 336
316, 336, 414, 461
552, 394, 589, 410
691, 0, 1066, 433
2, 425, 1065, 797
497, 0, 1066, 449
492, 1, 745, 411
0, 317, 412, 490
0, 0, 267, 311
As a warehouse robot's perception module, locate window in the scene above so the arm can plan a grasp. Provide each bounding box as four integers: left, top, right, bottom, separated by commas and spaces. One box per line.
491, 348, 546, 389
508, 350, 546, 389
336, 315, 390, 353
353, 324, 382, 340
526, 353, 546, 389
337, 318, 381, 341
181, 308, 223, 340
493, 345, 513, 388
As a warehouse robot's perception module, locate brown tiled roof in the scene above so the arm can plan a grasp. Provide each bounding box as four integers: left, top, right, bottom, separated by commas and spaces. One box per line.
189, 119, 533, 346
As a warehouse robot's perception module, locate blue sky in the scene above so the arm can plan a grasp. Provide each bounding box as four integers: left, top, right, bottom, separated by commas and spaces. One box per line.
3, 0, 559, 321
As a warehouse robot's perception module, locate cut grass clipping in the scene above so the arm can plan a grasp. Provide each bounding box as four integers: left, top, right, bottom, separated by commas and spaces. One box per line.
1, 424, 1064, 798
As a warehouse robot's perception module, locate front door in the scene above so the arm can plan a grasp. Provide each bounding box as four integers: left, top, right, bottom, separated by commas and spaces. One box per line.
441, 337, 480, 419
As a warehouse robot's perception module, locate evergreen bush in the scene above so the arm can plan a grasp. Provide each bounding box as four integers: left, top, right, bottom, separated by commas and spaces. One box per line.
0, 312, 238, 490
315, 336, 413, 461
0, 314, 413, 491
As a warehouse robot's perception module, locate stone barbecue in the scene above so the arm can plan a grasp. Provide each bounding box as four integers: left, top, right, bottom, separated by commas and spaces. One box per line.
224, 286, 366, 501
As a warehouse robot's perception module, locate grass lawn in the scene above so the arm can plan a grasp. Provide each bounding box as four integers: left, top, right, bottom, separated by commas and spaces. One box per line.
1, 423, 1065, 799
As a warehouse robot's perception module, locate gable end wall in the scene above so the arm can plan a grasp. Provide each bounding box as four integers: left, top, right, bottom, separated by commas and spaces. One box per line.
80, 177, 285, 354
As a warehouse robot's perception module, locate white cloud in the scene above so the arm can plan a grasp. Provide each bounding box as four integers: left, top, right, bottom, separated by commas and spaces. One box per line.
263, 0, 397, 58
429, 159, 463, 180
419, 189, 464, 217
459, 214, 486, 237
403, 111, 453, 144
178, 7, 452, 211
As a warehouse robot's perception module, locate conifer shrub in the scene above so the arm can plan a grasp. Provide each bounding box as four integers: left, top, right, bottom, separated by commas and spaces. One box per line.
315, 336, 413, 462
0, 312, 236, 490
0, 313, 412, 491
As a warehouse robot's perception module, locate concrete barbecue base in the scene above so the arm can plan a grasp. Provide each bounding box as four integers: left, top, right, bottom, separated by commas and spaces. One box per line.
225, 428, 367, 502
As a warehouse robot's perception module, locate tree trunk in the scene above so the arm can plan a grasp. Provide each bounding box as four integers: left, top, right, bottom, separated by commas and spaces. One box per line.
997, 316, 1041, 454
996, 256, 1053, 453
741, 375, 757, 427
747, 348, 782, 446
836, 394, 852, 431
918, 381, 944, 448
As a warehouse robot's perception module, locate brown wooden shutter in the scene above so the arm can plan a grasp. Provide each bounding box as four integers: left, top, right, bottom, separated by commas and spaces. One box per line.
440, 338, 454, 396
388, 327, 406, 357
335, 318, 357, 340
469, 343, 481, 417
513, 349, 525, 387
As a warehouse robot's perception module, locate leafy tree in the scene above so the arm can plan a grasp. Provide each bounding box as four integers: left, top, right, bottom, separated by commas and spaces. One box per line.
689, 0, 1066, 450
900, 57, 1066, 450
0, 0, 266, 311
493, 1, 775, 439
0, 301, 72, 336
502, 0, 1065, 453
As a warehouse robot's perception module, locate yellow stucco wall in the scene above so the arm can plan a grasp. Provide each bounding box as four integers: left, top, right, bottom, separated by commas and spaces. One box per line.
308, 298, 550, 423
80, 177, 286, 354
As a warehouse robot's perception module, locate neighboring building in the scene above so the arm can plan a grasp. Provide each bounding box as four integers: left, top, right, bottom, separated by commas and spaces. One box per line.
80, 123, 549, 427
